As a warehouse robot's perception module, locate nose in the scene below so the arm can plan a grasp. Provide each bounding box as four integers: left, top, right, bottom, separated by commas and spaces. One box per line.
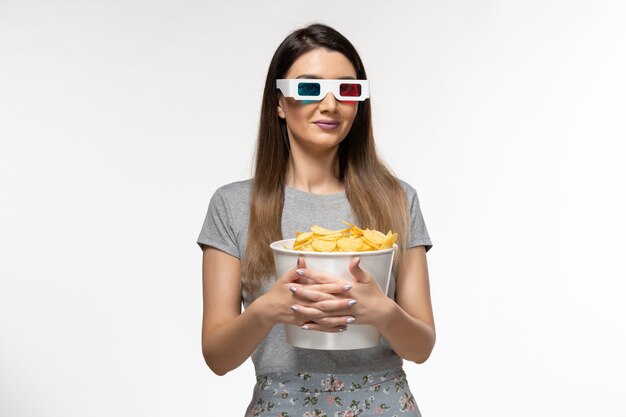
318, 92, 338, 112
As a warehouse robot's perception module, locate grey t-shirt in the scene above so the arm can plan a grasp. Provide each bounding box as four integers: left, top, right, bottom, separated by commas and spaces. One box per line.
197, 178, 432, 375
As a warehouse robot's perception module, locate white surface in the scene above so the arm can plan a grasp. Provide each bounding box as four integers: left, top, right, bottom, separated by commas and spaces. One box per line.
1, 1, 625, 416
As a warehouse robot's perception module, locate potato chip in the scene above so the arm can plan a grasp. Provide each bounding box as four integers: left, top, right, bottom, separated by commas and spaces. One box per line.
295, 231, 313, 244
357, 240, 376, 252
318, 232, 344, 241
362, 229, 387, 246
293, 240, 312, 251
290, 221, 397, 252
310, 225, 348, 236
380, 231, 398, 249
336, 237, 361, 252
311, 239, 337, 252
342, 221, 364, 236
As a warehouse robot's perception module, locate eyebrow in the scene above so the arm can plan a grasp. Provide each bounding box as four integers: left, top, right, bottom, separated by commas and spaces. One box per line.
295, 74, 357, 80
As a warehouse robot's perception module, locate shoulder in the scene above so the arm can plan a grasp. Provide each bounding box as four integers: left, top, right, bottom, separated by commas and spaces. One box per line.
394, 178, 428, 213
395, 178, 419, 200
212, 179, 253, 203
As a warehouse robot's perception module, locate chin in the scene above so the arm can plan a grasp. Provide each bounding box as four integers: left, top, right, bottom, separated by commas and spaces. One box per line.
301, 138, 343, 152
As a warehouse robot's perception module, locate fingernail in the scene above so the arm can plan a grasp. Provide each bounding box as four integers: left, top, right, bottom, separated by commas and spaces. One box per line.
348, 299, 357, 307
295, 269, 305, 276
342, 284, 352, 291
347, 317, 356, 324
301, 325, 309, 330
290, 305, 298, 311
338, 327, 347, 332
289, 286, 297, 293
356, 258, 361, 267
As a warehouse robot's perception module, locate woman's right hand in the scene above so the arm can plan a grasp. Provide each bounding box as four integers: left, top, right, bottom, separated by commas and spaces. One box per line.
257, 256, 353, 333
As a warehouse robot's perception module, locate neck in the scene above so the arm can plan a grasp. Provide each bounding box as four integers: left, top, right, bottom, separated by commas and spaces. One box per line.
285, 143, 343, 194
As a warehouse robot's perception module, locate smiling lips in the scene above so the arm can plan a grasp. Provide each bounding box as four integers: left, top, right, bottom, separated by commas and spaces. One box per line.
313, 120, 340, 130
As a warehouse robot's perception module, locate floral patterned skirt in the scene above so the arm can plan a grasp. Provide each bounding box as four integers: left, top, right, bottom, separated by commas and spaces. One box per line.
244, 367, 422, 417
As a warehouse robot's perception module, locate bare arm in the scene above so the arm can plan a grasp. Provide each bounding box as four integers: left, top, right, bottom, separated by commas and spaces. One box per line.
376, 246, 436, 364
200, 247, 273, 375
284, 246, 436, 364
201, 247, 352, 375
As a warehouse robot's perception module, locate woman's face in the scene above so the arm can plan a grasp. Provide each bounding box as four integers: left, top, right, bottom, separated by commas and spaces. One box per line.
277, 48, 359, 154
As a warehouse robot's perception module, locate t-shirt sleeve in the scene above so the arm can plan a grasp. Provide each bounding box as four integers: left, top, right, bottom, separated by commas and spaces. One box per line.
196, 187, 240, 258
404, 183, 433, 252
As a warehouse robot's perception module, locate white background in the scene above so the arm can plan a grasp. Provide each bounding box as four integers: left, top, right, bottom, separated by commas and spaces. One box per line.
1, 1, 625, 416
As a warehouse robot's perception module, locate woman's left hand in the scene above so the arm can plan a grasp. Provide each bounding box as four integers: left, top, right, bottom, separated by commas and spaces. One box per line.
291, 257, 394, 331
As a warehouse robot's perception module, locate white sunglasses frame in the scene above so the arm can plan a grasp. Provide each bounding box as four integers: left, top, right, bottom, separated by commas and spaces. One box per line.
276, 79, 370, 101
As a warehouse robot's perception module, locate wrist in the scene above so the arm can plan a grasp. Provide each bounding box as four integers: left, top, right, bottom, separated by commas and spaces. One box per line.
249, 294, 275, 329
373, 296, 398, 329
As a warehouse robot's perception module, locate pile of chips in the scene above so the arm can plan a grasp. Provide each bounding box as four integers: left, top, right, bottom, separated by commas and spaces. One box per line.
289, 221, 397, 252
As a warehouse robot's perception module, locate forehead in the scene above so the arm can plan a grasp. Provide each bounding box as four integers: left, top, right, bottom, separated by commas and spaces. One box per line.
284, 48, 357, 79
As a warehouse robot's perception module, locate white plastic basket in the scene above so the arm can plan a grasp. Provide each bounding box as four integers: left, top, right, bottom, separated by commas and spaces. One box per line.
270, 238, 397, 350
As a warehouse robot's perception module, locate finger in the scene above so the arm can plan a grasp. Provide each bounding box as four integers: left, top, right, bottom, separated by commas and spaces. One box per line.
289, 304, 325, 320
301, 322, 348, 333
312, 313, 356, 328
279, 264, 305, 284
292, 287, 337, 302
307, 282, 353, 294
293, 305, 356, 328
294, 283, 352, 300
306, 297, 357, 313
349, 257, 371, 284
292, 257, 314, 284
279, 256, 309, 285
295, 276, 316, 285
295, 267, 341, 284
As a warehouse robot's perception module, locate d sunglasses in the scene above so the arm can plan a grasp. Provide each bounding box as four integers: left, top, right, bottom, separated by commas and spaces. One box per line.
276, 79, 370, 102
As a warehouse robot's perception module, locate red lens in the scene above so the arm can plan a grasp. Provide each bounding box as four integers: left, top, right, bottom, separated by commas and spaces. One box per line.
339, 83, 361, 97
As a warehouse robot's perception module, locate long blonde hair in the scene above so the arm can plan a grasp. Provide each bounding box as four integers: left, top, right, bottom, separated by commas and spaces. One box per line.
242, 24, 409, 294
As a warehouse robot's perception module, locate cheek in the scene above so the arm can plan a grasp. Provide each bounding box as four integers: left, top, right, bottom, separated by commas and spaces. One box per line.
287, 108, 314, 132
342, 102, 359, 120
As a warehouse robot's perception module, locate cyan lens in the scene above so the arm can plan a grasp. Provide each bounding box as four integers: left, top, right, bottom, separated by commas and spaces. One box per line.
298, 82, 320, 97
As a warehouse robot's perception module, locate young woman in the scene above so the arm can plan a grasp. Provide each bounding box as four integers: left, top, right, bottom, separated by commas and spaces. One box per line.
197, 23, 435, 417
